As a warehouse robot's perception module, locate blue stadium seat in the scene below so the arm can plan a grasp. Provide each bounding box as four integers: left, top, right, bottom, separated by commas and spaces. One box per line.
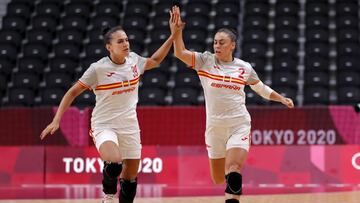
337, 28, 359, 43
0, 30, 22, 48
305, 56, 329, 72
336, 2, 358, 16
303, 87, 329, 105
18, 57, 45, 75
22, 43, 49, 62
337, 56, 359, 72
141, 71, 168, 90
337, 87, 360, 105
84, 42, 107, 59
58, 29, 84, 46
49, 57, 78, 75
73, 91, 95, 107
139, 87, 166, 105
337, 71, 360, 87
53, 43, 81, 61
306, 2, 329, 16
0, 44, 18, 63
32, 15, 58, 33
44, 73, 73, 89
35, 2, 61, 20
2, 16, 27, 34
272, 71, 298, 88
8, 88, 35, 106
94, 2, 122, 19
275, 16, 299, 29
26, 29, 53, 46
6, 2, 32, 20
273, 57, 298, 73
245, 2, 269, 17
12, 72, 40, 90
243, 29, 268, 44
305, 71, 329, 87
0, 57, 14, 77
39, 88, 65, 106
172, 87, 199, 106
63, 2, 92, 19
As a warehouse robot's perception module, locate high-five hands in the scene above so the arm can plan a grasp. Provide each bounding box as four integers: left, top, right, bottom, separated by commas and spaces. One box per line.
169, 5, 185, 36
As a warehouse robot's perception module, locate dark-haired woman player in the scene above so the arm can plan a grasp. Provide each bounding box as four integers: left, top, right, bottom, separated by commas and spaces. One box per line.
40, 7, 181, 203
171, 6, 294, 203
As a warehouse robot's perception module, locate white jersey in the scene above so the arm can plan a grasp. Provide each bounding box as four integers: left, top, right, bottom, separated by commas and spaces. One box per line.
78, 52, 146, 133
192, 51, 260, 126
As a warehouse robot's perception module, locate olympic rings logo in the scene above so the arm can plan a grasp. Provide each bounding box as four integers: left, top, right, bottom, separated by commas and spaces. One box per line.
351, 152, 360, 170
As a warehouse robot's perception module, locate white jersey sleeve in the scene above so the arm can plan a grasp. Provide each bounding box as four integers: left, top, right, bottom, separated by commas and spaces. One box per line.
78, 64, 97, 90
193, 51, 213, 71
246, 64, 260, 85
130, 52, 147, 74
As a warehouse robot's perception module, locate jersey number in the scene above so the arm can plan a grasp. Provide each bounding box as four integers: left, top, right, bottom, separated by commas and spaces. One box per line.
238, 68, 245, 79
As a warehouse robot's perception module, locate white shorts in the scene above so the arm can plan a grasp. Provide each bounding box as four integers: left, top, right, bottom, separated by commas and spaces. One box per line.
90, 129, 142, 159
205, 121, 251, 159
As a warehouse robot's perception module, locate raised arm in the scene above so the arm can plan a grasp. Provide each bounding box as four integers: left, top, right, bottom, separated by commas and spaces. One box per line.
40, 82, 87, 139
172, 6, 194, 67
144, 6, 180, 70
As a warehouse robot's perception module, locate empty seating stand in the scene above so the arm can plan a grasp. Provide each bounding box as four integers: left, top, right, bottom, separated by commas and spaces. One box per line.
0, 0, 359, 107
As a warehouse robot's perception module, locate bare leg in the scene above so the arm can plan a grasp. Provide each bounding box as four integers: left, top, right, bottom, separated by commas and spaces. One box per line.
209, 158, 226, 184
98, 141, 122, 200
119, 159, 140, 203
224, 148, 248, 201
121, 159, 140, 180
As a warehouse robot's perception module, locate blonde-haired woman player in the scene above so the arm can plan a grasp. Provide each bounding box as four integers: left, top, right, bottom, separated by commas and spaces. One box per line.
40, 7, 181, 203
171, 6, 293, 203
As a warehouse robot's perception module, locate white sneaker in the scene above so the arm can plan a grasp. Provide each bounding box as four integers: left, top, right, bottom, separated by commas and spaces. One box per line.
102, 194, 115, 203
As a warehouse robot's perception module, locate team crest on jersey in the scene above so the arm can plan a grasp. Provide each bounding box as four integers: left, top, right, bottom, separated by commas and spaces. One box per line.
131, 65, 139, 77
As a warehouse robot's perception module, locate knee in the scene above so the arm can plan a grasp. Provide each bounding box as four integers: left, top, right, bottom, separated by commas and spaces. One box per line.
99, 141, 122, 163
103, 162, 122, 179
228, 163, 242, 173
103, 152, 122, 163
225, 172, 243, 195
111, 154, 122, 163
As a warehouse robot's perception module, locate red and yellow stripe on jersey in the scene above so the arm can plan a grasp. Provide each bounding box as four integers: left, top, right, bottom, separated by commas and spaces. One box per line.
197, 70, 246, 85
94, 77, 140, 91
77, 80, 92, 91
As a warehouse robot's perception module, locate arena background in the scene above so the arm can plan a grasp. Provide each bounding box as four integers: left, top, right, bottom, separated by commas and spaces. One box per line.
0, 0, 359, 202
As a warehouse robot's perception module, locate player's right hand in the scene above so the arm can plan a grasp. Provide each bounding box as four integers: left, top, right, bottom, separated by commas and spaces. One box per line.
40, 121, 60, 140
174, 6, 185, 29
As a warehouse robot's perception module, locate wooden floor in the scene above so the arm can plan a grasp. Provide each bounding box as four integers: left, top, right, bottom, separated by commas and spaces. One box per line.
1, 191, 360, 203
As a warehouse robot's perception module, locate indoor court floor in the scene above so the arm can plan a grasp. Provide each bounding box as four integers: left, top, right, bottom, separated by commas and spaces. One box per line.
1, 182, 359, 203
1, 191, 360, 203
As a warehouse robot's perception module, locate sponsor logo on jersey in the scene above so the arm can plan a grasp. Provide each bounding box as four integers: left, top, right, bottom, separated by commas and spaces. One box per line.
106, 72, 116, 77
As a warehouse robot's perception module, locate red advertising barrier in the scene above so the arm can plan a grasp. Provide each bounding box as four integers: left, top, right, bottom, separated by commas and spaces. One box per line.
1, 145, 360, 198
1, 146, 360, 187
0, 106, 359, 146
0, 147, 44, 186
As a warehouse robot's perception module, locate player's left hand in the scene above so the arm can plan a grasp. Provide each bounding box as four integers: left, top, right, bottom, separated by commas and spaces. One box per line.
281, 97, 294, 108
